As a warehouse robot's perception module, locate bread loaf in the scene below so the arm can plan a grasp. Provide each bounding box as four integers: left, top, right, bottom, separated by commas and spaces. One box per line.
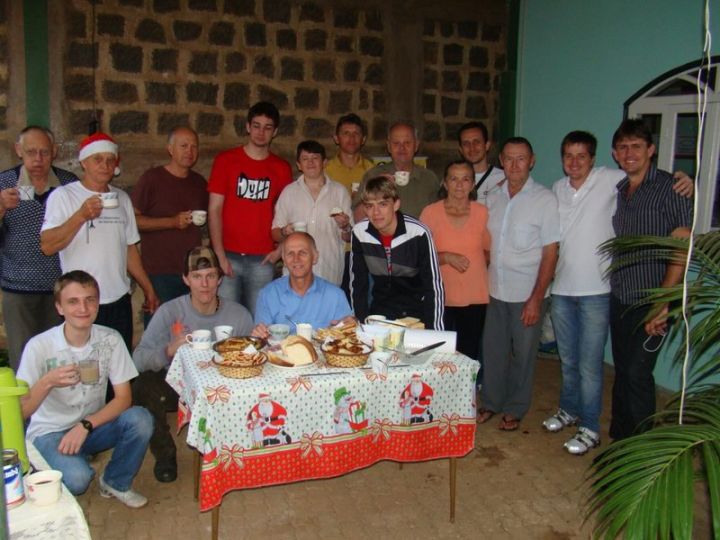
280, 336, 318, 366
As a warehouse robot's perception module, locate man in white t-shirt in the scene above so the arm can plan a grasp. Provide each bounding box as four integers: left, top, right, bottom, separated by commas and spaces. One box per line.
40, 132, 158, 350
17, 270, 153, 507
457, 121, 505, 204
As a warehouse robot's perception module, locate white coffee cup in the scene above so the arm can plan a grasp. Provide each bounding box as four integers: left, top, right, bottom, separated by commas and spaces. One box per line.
293, 221, 307, 232
213, 325, 233, 341
186, 329, 212, 349
296, 323, 312, 341
25, 470, 63, 506
100, 192, 119, 208
191, 210, 207, 226
394, 171, 410, 187
358, 325, 391, 351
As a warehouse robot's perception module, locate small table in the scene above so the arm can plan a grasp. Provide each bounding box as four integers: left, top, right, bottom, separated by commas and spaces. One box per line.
167, 345, 478, 539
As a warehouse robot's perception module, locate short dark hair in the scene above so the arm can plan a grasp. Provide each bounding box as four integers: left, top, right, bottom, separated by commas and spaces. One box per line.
457, 121, 489, 145
500, 136, 534, 155
247, 101, 280, 128
296, 140, 326, 161
438, 160, 477, 201
360, 176, 399, 202
561, 131, 597, 157
335, 113, 366, 136
54, 270, 99, 303
612, 118, 654, 148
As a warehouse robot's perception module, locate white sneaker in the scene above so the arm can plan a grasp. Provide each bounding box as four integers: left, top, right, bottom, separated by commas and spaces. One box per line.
564, 427, 600, 455
542, 409, 578, 432
99, 476, 148, 508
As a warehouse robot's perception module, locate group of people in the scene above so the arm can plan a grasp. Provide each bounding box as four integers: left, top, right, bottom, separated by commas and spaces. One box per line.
0, 98, 693, 508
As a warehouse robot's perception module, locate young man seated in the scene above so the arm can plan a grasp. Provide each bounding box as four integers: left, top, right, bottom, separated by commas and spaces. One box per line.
17, 270, 153, 508
349, 176, 444, 329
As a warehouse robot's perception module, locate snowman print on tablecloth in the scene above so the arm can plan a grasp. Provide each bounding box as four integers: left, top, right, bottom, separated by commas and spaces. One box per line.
246, 393, 293, 448
399, 374, 434, 425
332, 386, 368, 435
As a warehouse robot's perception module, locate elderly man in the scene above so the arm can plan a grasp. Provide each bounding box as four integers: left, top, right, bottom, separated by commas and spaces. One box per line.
0, 126, 79, 369
253, 232, 353, 336
457, 121, 505, 203
478, 137, 560, 431
133, 246, 253, 482
41, 132, 158, 351
17, 270, 153, 507
359, 121, 439, 218
208, 101, 292, 316
131, 126, 208, 313
350, 176, 444, 329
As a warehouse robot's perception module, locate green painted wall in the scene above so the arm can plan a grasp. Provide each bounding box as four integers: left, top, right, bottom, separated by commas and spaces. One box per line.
23, 0, 49, 127
516, 0, 720, 391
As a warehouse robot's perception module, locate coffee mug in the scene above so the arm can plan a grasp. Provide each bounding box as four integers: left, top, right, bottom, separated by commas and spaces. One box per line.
25, 470, 63, 506
268, 323, 290, 344
296, 323, 312, 341
293, 221, 307, 232
358, 325, 390, 351
100, 192, 119, 208
394, 171, 410, 187
213, 325, 233, 341
186, 329, 212, 349
191, 210, 207, 226
78, 358, 100, 385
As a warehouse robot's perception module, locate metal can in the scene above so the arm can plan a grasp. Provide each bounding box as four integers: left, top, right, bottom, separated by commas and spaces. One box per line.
3, 449, 24, 508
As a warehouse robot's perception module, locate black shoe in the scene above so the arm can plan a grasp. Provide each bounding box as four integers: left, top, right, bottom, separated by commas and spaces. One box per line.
154, 458, 177, 483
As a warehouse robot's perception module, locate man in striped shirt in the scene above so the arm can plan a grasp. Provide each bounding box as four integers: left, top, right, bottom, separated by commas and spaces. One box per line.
608, 119, 693, 440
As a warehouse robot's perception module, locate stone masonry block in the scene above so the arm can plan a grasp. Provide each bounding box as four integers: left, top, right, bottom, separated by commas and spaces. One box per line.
300, 3, 324, 22
136, 19, 166, 43
70, 110, 101, 135
146, 82, 176, 104
253, 55, 275, 78
281, 58, 303, 81
98, 14, 124, 37
334, 9, 357, 29
0, 107, 7, 131
495, 53, 506, 70
458, 21, 478, 39
313, 60, 335, 82
329, 90, 352, 114
65, 75, 94, 101
110, 111, 149, 134
423, 69, 438, 90
233, 115, 247, 136
225, 52, 247, 73
442, 70, 461, 92
360, 36, 383, 57
364, 64, 383, 85
68, 42, 98, 69
445, 122, 464, 142
373, 90, 384, 112
225, 0, 255, 16
154, 0, 180, 13
186, 82, 219, 105
174, 21, 202, 41
67, 10, 86, 39
158, 113, 190, 135
423, 20, 435, 36
441, 96, 460, 116
0, 39, 6, 64
276, 29, 296, 50
245, 23, 266, 46
197, 112, 223, 136
440, 22, 453, 37
372, 119, 387, 141
188, 0, 217, 11
224, 82, 250, 110
423, 93, 435, 114
482, 24, 501, 42
119, 0, 142, 6
304, 29, 327, 51
263, 0, 291, 23
469, 47, 488, 68
365, 10, 382, 31
425, 121, 441, 142
258, 85, 288, 109
303, 118, 333, 138
294, 88, 318, 110
444, 44, 463, 66
466, 96, 487, 118
110, 43, 143, 72
423, 42, 437, 64
359, 89, 368, 110
277, 115, 297, 137
343, 60, 360, 82
152, 49, 178, 72
103, 80, 138, 104
467, 71, 490, 92
209, 22, 235, 45
334, 36, 353, 53
189, 52, 218, 75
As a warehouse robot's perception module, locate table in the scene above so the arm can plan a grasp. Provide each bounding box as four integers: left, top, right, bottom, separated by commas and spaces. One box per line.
8, 442, 92, 540
167, 345, 478, 538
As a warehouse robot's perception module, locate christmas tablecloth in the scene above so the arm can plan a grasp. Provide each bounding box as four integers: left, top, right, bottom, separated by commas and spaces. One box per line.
166, 345, 479, 512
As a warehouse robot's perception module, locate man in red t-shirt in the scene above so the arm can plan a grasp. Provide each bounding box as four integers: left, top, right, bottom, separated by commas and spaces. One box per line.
207, 102, 292, 315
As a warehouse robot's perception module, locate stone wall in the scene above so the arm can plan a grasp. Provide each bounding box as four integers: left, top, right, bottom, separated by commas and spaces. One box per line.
0, 0, 9, 164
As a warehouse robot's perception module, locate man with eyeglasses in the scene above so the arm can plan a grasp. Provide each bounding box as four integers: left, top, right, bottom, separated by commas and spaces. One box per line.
0, 125, 79, 369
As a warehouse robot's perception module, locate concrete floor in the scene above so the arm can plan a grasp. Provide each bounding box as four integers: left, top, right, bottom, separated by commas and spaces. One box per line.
75, 356, 710, 540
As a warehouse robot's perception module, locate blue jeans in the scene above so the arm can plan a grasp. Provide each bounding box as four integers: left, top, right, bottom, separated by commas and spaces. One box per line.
33, 407, 153, 495
145, 274, 190, 327
218, 253, 274, 317
551, 294, 610, 433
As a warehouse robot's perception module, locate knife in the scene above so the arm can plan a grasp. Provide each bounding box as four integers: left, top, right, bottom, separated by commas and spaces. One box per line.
408, 341, 446, 356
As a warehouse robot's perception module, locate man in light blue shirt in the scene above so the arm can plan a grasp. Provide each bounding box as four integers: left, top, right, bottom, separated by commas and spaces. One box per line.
253, 232, 354, 336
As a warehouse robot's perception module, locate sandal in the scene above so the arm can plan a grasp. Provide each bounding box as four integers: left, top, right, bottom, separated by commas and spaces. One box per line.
498, 415, 520, 431
476, 408, 496, 424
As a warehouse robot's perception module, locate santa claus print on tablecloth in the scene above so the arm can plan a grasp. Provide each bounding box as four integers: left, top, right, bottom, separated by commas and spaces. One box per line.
399, 374, 434, 425
246, 393, 293, 448
332, 386, 369, 435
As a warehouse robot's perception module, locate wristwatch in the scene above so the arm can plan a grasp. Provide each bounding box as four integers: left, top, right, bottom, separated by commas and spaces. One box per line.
80, 419, 94, 434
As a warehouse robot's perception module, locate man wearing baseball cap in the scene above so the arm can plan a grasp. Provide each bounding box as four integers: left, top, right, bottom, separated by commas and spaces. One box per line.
41, 132, 158, 351
132, 245, 253, 482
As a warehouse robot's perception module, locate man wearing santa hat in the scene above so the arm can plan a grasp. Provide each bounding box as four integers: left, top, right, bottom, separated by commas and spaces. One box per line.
41, 132, 158, 350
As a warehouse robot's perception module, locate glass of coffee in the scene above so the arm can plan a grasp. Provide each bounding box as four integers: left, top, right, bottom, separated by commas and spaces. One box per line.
78, 358, 100, 385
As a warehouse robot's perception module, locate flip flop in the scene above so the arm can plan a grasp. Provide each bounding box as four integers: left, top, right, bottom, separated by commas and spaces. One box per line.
476, 408, 496, 424
498, 415, 520, 431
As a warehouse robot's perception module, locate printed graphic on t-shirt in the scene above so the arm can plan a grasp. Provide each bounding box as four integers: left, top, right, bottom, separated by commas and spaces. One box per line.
236, 173, 271, 201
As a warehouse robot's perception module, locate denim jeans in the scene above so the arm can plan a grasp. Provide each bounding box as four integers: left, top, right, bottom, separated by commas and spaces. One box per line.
145, 274, 190, 327
33, 407, 153, 495
551, 293, 610, 433
218, 253, 274, 317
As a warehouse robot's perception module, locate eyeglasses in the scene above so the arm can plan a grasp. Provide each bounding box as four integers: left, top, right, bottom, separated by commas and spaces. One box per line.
22, 148, 52, 158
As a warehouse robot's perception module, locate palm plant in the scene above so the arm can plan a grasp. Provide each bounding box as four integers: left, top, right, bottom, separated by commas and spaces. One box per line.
586, 232, 720, 539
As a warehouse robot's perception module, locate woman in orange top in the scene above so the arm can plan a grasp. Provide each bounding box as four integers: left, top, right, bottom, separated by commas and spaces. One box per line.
420, 160, 491, 359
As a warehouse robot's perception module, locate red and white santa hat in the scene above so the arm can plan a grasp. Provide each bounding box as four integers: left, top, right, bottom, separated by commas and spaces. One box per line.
78, 132, 121, 176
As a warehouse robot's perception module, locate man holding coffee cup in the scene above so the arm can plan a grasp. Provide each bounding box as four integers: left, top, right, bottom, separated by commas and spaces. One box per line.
40, 132, 158, 351
131, 127, 209, 318
132, 246, 253, 482
17, 270, 153, 507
